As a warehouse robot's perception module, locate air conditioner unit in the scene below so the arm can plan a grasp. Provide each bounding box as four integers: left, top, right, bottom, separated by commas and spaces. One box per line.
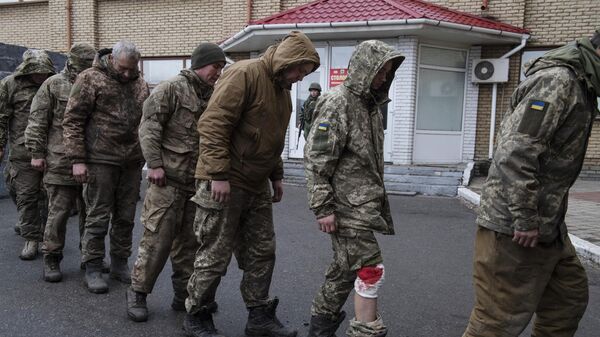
472, 58, 509, 83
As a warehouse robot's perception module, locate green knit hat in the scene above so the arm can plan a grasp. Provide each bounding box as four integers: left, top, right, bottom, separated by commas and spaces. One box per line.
191, 43, 226, 70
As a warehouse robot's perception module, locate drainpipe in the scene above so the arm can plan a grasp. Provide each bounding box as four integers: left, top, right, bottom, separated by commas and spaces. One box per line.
481, 0, 489, 11
247, 0, 253, 24
66, 0, 72, 50
488, 35, 530, 159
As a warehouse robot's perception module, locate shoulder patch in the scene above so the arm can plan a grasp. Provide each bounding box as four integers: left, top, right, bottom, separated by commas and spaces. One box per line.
517, 99, 550, 137
317, 122, 330, 131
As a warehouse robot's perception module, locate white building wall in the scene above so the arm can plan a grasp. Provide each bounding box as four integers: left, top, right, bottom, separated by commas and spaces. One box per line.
392, 36, 419, 165
462, 46, 481, 162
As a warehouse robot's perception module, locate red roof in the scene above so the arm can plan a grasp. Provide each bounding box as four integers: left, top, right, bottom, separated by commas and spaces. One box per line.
251, 0, 527, 34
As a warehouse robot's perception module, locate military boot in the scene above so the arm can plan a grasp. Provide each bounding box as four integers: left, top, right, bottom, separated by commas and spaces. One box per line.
171, 296, 186, 312
80, 259, 110, 273
85, 258, 108, 294
183, 303, 226, 337
245, 297, 297, 337
19, 240, 38, 260
126, 287, 148, 322
43, 254, 62, 282
13, 222, 20, 235
307, 311, 346, 337
109, 255, 131, 284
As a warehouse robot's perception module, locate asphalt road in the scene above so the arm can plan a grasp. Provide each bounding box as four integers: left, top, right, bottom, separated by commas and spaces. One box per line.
0, 184, 599, 337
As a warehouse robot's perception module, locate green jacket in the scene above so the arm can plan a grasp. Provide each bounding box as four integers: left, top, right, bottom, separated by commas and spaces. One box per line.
478, 47, 599, 242
299, 95, 318, 138
25, 68, 79, 185
304, 40, 403, 234
0, 50, 55, 162
139, 69, 213, 192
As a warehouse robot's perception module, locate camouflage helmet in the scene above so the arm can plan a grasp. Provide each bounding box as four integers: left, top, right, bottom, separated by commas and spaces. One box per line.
308, 82, 321, 92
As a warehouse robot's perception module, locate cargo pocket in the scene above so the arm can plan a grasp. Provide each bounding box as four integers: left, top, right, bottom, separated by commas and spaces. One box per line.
191, 180, 224, 245
140, 185, 176, 233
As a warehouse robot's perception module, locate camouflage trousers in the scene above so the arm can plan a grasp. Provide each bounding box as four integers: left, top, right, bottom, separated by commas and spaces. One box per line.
463, 227, 588, 337
312, 228, 385, 336
7, 160, 47, 241
81, 163, 142, 263
131, 184, 198, 300
42, 184, 86, 259
185, 180, 275, 314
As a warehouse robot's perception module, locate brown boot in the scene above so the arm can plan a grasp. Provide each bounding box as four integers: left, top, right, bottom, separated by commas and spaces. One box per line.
43, 255, 62, 282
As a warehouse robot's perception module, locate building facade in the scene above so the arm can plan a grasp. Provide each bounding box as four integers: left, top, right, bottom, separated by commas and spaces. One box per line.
1, 0, 599, 191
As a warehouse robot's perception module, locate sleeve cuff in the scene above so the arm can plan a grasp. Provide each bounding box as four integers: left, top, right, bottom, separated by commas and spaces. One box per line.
314, 203, 336, 219
209, 173, 229, 181
513, 217, 540, 232
31, 152, 46, 160
146, 158, 163, 169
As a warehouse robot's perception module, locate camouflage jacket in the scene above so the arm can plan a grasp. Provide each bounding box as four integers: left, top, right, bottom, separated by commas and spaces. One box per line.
195, 31, 320, 192
478, 58, 599, 243
25, 68, 79, 185
62, 49, 149, 166
139, 69, 212, 192
299, 95, 318, 137
0, 50, 55, 162
304, 41, 403, 234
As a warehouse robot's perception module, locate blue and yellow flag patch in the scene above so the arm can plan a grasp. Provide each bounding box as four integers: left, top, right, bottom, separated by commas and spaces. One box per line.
530, 100, 546, 111
317, 123, 330, 131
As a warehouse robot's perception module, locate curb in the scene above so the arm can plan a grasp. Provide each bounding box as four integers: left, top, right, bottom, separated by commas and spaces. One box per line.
458, 187, 600, 266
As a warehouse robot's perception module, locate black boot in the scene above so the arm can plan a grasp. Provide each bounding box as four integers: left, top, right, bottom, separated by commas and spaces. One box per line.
126, 287, 148, 322
307, 311, 346, 337
171, 296, 186, 312
43, 254, 62, 282
85, 258, 108, 294
80, 259, 110, 273
246, 297, 297, 337
109, 255, 131, 284
182, 303, 225, 337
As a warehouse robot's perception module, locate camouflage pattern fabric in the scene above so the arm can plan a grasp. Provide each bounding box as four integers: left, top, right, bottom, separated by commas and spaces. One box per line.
0, 50, 55, 162
304, 40, 402, 233
25, 43, 95, 185
299, 95, 318, 138
477, 55, 599, 243
42, 184, 85, 258
139, 69, 212, 192
7, 160, 47, 241
131, 184, 198, 299
186, 180, 275, 314
311, 228, 382, 320
80, 163, 142, 263
347, 314, 388, 337
62, 49, 149, 166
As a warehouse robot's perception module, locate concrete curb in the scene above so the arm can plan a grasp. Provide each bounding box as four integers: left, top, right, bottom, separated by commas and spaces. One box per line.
458, 186, 600, 266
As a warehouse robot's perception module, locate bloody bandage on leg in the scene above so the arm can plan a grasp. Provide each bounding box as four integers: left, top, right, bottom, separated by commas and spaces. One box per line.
354, 264, 385, 299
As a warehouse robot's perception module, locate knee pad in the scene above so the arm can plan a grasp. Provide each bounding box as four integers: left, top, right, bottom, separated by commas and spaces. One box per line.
354, 264, 384, 299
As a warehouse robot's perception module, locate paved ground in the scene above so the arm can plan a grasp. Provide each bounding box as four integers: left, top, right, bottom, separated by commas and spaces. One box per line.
1, 185, 599, 337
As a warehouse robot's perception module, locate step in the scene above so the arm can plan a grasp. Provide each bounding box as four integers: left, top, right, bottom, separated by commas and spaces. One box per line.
384, 182, 458, 197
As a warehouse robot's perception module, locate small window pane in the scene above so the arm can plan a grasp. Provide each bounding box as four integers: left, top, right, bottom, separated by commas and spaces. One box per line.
420, 46, 466, 69
417, 68, 465, 131
142, 60, 183, 84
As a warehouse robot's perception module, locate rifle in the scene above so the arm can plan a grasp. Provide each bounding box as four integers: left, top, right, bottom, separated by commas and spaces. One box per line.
296, 118, 305, 150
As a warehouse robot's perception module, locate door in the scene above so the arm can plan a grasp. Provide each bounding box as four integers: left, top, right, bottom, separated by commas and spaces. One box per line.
413, 45, 467, 164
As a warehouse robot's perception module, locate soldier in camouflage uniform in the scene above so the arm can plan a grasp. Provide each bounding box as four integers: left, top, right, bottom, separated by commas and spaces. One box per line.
125, 43, 226, 323
63, 40, 149, 294
462, 30, 600, 337
0, 49, 55, 260
183, 31, 319, 337
297, 82, 321, 139
24, 43, 96, 282
304, 40, 403, 337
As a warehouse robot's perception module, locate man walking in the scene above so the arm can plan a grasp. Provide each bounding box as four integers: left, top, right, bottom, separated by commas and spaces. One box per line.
298, 82, 321, 139
0, 49, 55, 260
183, 31, 320, 337
63, 40, 149, 294
304, 40, 403, 337
462, 29, 600, 337
126, 43, 226, 322
25, 43, 96, 282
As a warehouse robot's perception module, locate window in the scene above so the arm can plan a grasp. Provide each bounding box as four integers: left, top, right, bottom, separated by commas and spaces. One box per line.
416, 46, 467, 132
141, 59, 187, 87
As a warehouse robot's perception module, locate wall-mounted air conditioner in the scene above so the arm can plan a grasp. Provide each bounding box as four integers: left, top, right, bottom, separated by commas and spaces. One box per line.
471, 58, 509, 83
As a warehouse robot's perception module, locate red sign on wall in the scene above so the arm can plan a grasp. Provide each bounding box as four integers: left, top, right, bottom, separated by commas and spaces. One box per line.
329, 68, 348, 87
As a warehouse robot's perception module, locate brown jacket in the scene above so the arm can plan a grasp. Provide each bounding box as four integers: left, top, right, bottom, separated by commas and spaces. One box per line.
62, 49, 149, 166
195, 31, 319, 191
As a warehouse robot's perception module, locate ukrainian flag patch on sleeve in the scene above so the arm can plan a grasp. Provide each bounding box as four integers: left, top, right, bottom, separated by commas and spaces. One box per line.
317, 123, 330, 131
518, 99, 550, 137
530, 100, 546, 111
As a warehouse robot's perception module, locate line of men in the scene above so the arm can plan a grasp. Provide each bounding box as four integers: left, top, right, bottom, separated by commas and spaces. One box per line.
1, 27, 599, 337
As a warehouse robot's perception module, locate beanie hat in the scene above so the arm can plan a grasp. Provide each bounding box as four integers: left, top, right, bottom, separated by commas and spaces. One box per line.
68, 43, 96, 68
191, 43, 226, 70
